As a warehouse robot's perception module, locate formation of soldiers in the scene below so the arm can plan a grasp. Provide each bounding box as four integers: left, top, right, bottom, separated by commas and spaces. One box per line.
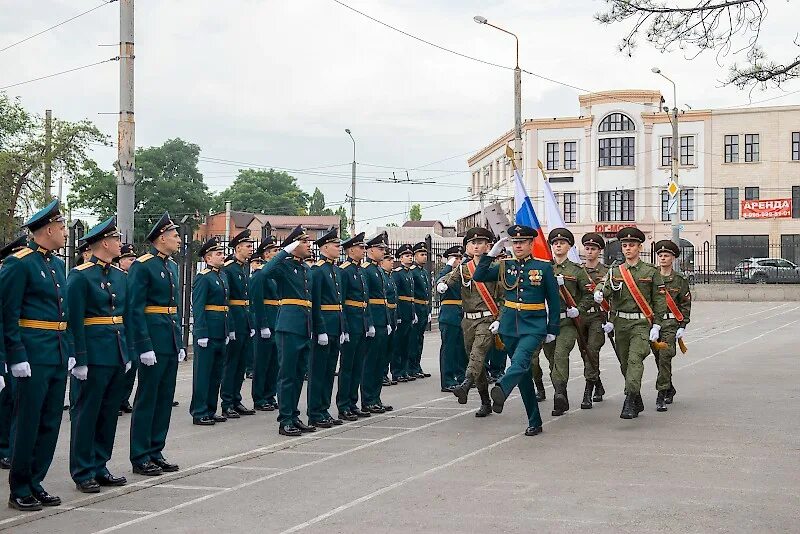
0, 199, 691, 512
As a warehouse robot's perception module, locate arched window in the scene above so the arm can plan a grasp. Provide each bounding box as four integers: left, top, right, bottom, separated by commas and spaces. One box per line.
599, 113, 635, 132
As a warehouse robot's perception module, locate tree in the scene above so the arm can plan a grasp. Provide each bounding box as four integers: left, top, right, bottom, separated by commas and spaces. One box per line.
215, 169, 310, 215
409, 203, 422, 221
66, 160, 116, 219
308, 187, 334, 216
595, 0, 799, 89
335, 205, 350, 239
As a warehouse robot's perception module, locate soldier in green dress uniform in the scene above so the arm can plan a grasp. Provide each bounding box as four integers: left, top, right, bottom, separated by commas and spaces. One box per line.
127, 212, 184, 476
580, 232, 611, 407
2, 199, 70, 511
410, 242, 432, 378
381, 250, 399, 386
250, 237, 281, 412
435, 245, 466, 392
390, 244, 415, 382
116, 243, 138, 415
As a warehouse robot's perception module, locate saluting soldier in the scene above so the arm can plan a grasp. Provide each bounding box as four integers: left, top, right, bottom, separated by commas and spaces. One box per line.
595, 227, 666, 420
307, 229, 347, 428
67, 217, 130, 492
249, 237, 281, 412
390, 244, 416, 383
117, 243, 138, 416
220, 229, 256, 419
472, 225, 561, 436
652, 240, 691, 411
127, 212, 185, 476
2, 199, 70, 511
580, 232, 611, 407
189, 237, 230, 426
336, 233, 373, 421
381, 249, 399, 386
409, 242, 432, 379
260, 225, 316, 436
0, 235, 27, 472
435, 245, 467, 393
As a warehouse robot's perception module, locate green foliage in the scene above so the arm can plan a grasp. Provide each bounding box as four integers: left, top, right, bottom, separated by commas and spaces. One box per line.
215, 168, 310, 215
67, 160, 116, 219
308, 187, 333, 216
409, 203, 422, 221
335, 205, 350, 239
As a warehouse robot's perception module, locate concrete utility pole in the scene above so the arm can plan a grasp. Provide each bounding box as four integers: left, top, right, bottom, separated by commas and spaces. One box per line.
116, 0, 135, 242
652, 67, 681, 268
224, 201, 232, 242
44, 109, 52, 205
345, 128, 356, 235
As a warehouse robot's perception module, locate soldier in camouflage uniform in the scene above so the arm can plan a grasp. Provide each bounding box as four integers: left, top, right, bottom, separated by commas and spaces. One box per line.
579, 232, 612, 409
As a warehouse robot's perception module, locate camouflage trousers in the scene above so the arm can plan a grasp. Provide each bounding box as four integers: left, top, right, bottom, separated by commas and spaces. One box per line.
611, 317, 650, 394
461, 316, 495, 391
652, 320, 679, 391
532, 321, 578, 385
581, 312, 606, 382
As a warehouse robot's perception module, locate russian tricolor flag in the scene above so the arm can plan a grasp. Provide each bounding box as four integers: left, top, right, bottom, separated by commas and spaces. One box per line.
510, 150, 551, 261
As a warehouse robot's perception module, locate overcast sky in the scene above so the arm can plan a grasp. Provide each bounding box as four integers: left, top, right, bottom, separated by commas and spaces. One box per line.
3, 0, 798, 233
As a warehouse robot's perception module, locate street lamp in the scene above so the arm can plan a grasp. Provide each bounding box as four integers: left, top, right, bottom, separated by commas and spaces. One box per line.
345, 128, 356, 236
474, 15, 522, 172
652, 66, 681, 264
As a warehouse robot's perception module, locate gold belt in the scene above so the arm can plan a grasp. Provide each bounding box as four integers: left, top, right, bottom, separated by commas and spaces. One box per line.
281, 299, 312, 308
18, 319, 67, 331
263, 299, 281, 306
387, 303, 397, 309
413, 299, 429, 305
229, 299, 249, 306
398, 296, 414, 302
83, 316, 124, 326
344, 300, 367, 308
144, 306, 178, 314
441, 300, 463, 306
204, 305, 228, 312
368, 298, 387, 306
320, 304, 342, 311
503, 301, 546, 311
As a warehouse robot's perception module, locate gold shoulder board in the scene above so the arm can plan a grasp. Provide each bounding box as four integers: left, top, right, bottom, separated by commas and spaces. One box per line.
12, 248, 33, 259
75, 262, 94, 271
137, 253, 153, 263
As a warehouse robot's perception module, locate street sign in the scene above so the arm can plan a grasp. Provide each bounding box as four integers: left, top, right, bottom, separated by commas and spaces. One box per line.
668, 196, 678, 215
667, 180, 679, 197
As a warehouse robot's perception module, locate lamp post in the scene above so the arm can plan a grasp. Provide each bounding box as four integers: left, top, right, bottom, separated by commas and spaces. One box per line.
474, 15, 522, 173
345, 128, 356, 236
652, 67, 681, 262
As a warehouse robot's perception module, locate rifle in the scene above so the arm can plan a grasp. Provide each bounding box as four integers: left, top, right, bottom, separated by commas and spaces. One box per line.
585, 260, 618, 355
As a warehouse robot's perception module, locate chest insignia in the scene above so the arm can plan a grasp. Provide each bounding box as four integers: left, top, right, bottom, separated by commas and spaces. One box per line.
100, 282, 105, 289
215, 280, 219, 285
528, 269, 543, 286
41, 270, 46, 278
160, 272, 165, 278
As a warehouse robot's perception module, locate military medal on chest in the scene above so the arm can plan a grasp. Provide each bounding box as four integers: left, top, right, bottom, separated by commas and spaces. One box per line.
528, 269, 543, 286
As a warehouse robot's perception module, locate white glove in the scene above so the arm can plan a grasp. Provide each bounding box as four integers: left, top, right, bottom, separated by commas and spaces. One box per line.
284, 240, 300, 254
566, 307, 579, 319
224, 336, 230, 345
387, 325, 392, 335
140, 351, 157, 366
602, 322, 614, 334
366, 326, 375, 338
0, 375, 5, 394
10, 362, 32, 378
178, 349, 186, 362
344, 333, 350, 343
446, 256, 458, 267
260, 327, 271, 339
249, 329, 256, 338
593, 290, 604, 304
489, 236, 509, 257
649, 324, 661, 342
556, 274, 565, 286
317, 333, 329, 346
675, 327, 685, 340
125, 361, 132, 373
228, 331, 236, 341
71, 365, 88, 381
68, 357, 76, 371
428, 313, 432, 324
436, 282, 448, 294
544, 334, 556, 344
412, 314, 418, 325
488, 320, 500, 334
197, 338, 209, 348
339, 332, 347, 344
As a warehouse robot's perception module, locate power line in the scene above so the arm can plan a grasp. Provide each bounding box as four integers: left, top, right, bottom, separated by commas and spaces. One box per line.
0, 56, 120, 91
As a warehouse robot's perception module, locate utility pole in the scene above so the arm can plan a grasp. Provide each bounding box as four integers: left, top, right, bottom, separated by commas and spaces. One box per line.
345, 129, 356, 235
224, 200, 232, 242
116, 0, 135, 242
44, 109, 52, 205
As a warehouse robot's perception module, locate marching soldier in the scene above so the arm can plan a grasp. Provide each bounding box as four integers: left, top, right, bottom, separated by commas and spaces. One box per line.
595, 227, 666, 420
652, 240, 691, 411
531, 228, 592, 417
67, 217, 130, 492
409, 242, 432, 379
472, 225, 561, 436
307, 229, 346, 428
381, 249, 399, 386
189, 237, 230, 426
337, 233, 373, 421
390, 244, 416, 383
117, 243, 138, 415
436, 228, 502, 417
361, 233, 393, 414
260, 225, 316, 436
250, 237, 281, 412
435, 245, 466, 393
2, 199, 70, 511
580, 232, 611, 407
127, 212, 184, 476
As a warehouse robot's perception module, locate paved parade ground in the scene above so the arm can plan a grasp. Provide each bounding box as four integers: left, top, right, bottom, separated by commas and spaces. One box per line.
1, 301, 798, 533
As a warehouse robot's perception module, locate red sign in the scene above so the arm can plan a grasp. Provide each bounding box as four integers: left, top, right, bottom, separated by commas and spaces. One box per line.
741, 199, 792, 219
595, 223, 636, 236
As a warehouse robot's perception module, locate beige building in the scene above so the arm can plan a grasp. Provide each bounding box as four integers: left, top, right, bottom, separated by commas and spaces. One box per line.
460, 90, 800, 270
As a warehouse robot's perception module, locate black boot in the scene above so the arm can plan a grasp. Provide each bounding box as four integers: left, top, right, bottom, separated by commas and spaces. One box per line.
656, 390, 668, 412
475, 387, 492, 418
633, 393, 644, 414
592, 378, 605, 402
620, 394, 637, 419
552, 382, 569, 416
535, 378, 546, 402
452, 376, 474, 405
664, 384, 677, 404
580, 381, 593, 409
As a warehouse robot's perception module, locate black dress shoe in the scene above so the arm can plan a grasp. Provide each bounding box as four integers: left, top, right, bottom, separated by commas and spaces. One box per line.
390, 379, 398, 385
279, 424, 301, 436
293, 420, 317, 433
0, 457, 10, 469
32, 491, 61, 507
132, 461, 163, 476
339, 411, 358, 422
245, 372, 254, 379
396, 376, 407, 383
152, 458, 179, 472
96, 473, 127, 486
120, 400, 133, 413
265, 403, 277, 411
415, 372, 426, 379
382, 377, 392, 386
254, 404, 271, 411
75, 479, 101, 493
366, 405, 385, 414
353, 408, 371, 418
172, 401, 179, 407
422, 372, 431, 378
381, 404, 393, 412
441, 386, 455, 393
329, 417, 344, 426
490, 384, 506, 414
118, 409, 123, 416
310, 419, 332, 428
8, 495, 42, 512
234, 404, 256, 416
222, 408, 241, 419
193, 416, 215, 426
212, 413, 227, 422
524, 426, 543, 436
406, 375, 416, 381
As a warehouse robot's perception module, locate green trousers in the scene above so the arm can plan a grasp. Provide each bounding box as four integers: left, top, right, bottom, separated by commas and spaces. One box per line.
189, 339, 225, 419
252, 336, 279, 406
337, 330, 367, 413
653, 321, 679, 391
462, 317, 495, 391
0, 371, 14, 460
611, 317, 651, 394
9, 363, 67, 498
129, 351, 177, 466
362, 328, 388, 407
533, 321, 578, 385
439, 323, 466, 388
69, 365, 127, 483
497, 334, 544, 428
582, 312, 605, 381
120, 359, 137, 408
221, 334, 249, 410
410, 306, 428, 374
487, 345, 508, 376
391, 321, 412, 379
307, 338, 340, 422
276, 332, 310, 425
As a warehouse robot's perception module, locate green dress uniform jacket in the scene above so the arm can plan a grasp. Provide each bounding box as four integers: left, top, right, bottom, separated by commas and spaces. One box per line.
337, 259, 372, 412
362, 258, 390, 407
220, 259, 251, 410
435, 263, 467, 388
250, 264, 280, 407
409, 264, 431, 374
383, 267, 398, 380
389, 265, 414, 379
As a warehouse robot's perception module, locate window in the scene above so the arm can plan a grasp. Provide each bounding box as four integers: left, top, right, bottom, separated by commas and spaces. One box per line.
724, 187, 739, 219
563, 192, 577, 223
745, 187, 759, 200
564, 141, 577, 170
599, 113, 635, 132
660, 190, 671, 222
599, 137, 635, 167
781, 234, 800, 265
715, 234, 769, 270
549, 176, 573, 183
661, 137, 672, 167
793, 186, 800, 218
680, 136, 695, 165
680, 188, 695, 221
792, 132, 799, 161
598, 190, 635, 222
724, 135, 739, 163
546, 142, 559, 170
745, 134, 759, 162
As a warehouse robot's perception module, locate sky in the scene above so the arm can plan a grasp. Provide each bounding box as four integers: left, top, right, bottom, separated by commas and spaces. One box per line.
2, 0, 799, 233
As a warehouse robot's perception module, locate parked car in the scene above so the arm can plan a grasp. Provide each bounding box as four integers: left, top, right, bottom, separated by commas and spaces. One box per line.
734, 258, 800, 284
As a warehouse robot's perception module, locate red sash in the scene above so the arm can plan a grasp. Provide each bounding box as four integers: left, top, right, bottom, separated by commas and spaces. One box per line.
663, 290, 685, 322
465, 259, 500, 318
618, 264, 654, 324
583, 266, 610, 312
